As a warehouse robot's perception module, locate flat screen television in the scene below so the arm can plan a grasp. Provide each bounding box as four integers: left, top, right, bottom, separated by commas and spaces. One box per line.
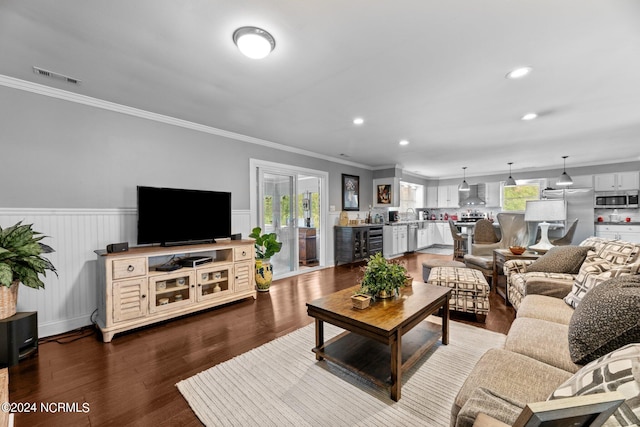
137, 186, 231, 246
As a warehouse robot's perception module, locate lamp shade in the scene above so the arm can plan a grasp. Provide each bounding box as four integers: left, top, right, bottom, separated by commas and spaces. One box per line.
525, 200, 566, 222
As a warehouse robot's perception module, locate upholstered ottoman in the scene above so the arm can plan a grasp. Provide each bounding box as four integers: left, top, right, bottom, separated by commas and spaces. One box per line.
422, 259, 465, 282
427, 266, 490, 321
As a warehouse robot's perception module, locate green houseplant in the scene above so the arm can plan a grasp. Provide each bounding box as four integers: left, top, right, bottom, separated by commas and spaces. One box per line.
249, 227, 282, 292
0, 221, 57, 319
358, 252, 408, 299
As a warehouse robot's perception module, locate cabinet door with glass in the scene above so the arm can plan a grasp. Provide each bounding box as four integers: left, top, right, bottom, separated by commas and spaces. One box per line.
196, 264, 232, 301
149, 271, 195, 313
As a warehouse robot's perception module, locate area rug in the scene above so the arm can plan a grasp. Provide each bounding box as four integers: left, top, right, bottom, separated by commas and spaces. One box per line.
418, 247, 454, 255
177, 319, 506, 427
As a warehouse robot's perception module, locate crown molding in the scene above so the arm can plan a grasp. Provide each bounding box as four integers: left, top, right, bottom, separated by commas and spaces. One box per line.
0, 74, 372, 170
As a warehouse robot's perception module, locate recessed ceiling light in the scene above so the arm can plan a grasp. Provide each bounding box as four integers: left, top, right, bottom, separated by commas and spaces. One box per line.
521, 112, 538, 121
399, 139, 410, 146
353, 117, 364, 125
233, 27, 276, 59
506, 66, 532, 79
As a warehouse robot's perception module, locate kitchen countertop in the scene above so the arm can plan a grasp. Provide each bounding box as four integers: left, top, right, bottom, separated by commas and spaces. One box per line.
595, 222, 640, 225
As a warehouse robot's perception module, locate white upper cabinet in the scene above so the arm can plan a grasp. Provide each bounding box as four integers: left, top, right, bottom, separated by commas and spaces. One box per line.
437, 185, 459, 208
426, 186, 438, 208
594, 172, 639, 192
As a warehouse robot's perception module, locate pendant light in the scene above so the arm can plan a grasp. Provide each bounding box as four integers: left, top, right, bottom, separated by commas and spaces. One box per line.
505, 162, 517, 187
459, 167, 470, 192
556, 155, 574, 186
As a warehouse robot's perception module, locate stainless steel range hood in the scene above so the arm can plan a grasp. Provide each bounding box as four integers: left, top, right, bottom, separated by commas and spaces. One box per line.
459, 184, 486, 207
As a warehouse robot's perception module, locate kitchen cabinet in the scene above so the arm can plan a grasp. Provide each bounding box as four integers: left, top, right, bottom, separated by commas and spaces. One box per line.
426, 186, 438, 208
417, 223, 430, 249
594, 172, 639, 192
595, 224, 640, 243
439, 222, 454, 245
382, 224, 408, 256
437, 185, 459, 208
484, 182, 501, 208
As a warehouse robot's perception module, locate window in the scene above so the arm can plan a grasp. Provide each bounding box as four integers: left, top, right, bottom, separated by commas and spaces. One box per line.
502, 181, 541, 211
399, 181, 424, 212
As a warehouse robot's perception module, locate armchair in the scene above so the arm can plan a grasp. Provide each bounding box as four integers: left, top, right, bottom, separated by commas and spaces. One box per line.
464, 213, 528, 284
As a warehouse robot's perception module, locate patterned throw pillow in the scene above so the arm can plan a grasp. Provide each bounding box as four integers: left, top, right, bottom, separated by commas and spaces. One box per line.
549, 343, 640, 426
568, 275, 640, 364
564, 255, 612, 308
563, 258, 640, 309
526, 245, 592, 274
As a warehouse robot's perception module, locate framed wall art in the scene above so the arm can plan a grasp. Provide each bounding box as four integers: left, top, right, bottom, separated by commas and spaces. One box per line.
342, 174, 360, 211
373, 178, 399, 207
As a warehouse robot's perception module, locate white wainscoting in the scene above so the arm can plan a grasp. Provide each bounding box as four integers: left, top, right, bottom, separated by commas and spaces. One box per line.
0, 208, 251, 338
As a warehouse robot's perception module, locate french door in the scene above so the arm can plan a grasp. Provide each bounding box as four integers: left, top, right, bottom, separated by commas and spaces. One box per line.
250, 159, 327, 278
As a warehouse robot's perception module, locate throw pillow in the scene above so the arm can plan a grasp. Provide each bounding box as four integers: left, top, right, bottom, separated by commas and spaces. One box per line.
568, 275, 640, 365
525, 245, 592, 274
563, 255, 612, 308
549, 343, 640, 426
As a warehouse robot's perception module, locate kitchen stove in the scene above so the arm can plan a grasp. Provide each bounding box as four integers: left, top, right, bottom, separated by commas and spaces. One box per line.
458, 214, 485, 223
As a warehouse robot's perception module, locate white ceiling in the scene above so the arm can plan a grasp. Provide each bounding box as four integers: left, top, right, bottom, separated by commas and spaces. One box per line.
2, 0, 640, 179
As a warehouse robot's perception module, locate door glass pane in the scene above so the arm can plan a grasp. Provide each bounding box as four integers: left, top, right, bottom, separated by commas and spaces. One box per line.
262, 172, 295, 275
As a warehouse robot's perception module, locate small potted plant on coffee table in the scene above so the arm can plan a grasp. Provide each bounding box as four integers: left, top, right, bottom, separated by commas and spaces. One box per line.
358, 253, 408, 300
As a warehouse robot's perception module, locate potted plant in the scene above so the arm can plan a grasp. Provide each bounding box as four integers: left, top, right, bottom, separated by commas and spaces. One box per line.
249, 227, 282, 292
0, 221, 57, 319
358, 252, 408, 299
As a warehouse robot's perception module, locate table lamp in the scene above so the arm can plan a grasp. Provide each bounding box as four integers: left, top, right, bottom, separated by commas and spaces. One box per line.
525, 200, 567, 252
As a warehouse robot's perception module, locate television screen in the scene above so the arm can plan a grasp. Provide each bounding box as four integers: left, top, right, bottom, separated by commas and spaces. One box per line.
137, 186, 231, 245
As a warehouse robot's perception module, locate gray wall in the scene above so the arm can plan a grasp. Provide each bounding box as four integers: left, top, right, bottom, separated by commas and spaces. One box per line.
0, 85, 373, 211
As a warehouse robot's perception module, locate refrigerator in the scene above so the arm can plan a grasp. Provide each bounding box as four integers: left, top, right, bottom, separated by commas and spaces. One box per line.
541, 188, 595, 244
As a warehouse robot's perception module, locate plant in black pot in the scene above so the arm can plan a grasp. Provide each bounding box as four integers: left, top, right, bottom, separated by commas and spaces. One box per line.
0, 221, 57, 319
249, 227, 282, 292
358, 253, 408, 299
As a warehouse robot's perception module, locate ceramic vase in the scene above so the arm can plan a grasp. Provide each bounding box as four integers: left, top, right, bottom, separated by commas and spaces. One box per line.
255, 259, 273, 292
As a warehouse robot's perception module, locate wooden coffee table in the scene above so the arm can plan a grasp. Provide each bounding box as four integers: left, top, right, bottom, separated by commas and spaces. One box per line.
306, 283, 451, 401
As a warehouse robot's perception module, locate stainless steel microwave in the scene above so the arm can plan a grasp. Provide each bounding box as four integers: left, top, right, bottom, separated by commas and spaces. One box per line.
595, 191, 639, 208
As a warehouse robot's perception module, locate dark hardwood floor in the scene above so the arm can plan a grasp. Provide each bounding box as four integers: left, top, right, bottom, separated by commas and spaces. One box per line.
8, 252, 515, 426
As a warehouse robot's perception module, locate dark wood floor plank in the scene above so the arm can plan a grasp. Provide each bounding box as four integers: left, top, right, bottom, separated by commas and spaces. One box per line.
8, 252, 514, 426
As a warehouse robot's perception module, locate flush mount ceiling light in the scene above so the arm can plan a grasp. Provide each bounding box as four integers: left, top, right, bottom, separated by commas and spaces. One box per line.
353, 117, 364, 125
506, 66, 532, 79
557, 155, 574, 186
399, 139, 409, 146
459, 167, 470, 192
233, 26, 275, 59
505, 162, 517, 186
521, 112, 538, 121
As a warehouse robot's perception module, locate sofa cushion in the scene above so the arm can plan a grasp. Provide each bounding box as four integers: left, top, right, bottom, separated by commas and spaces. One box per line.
505, 317, 582, 373
526, 245, 592, 274
517, 295, 574, 325
549, 343, 640, 426
568, 275, 640, 365
452, 348, 572, 425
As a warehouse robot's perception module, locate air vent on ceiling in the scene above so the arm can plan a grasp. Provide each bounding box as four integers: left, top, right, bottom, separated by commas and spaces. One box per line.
32, 66, 81, 85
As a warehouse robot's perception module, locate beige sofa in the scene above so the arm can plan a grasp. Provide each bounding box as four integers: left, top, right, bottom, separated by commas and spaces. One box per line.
505, 237, 640, 310
451, 238, 640, 427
